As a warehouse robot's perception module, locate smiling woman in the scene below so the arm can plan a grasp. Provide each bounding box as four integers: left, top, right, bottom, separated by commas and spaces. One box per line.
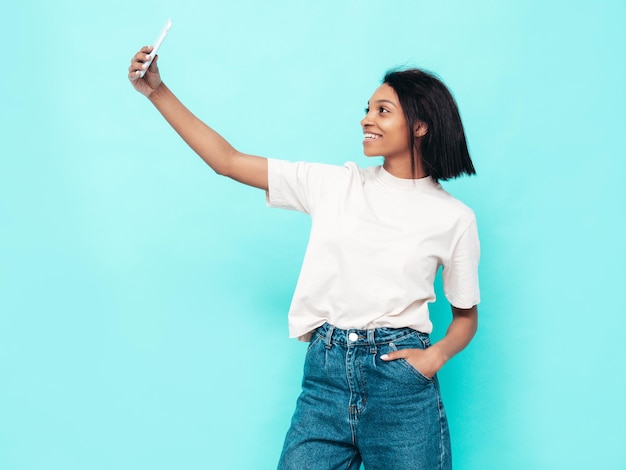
129, 44, 479, 470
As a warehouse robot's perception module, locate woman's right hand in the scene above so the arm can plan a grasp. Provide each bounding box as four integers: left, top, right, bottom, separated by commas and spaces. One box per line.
128, 46, 162, 98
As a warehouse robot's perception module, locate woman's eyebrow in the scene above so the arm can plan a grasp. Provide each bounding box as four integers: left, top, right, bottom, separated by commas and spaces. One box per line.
368, 99, 398, 108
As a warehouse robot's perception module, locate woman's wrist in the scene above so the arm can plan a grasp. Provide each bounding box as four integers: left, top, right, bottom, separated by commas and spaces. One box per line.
148, 82, 167, 103
429, 343, 450, 369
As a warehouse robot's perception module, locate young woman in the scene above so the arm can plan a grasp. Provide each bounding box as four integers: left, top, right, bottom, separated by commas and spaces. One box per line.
129, 46, 479, 470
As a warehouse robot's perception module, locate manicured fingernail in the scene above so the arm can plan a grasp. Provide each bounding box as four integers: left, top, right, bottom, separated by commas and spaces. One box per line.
380, 354, 389, 360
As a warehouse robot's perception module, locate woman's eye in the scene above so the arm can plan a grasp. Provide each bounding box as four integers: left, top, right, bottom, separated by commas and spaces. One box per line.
364, 106, 389, 114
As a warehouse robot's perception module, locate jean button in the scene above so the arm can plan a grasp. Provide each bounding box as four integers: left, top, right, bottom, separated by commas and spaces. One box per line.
348, 332, 358, 342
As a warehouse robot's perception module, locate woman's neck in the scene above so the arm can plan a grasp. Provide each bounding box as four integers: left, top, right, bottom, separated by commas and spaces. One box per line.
383, 155, 427, 179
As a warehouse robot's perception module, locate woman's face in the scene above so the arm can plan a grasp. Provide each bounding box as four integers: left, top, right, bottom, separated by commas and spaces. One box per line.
361, 84, 411, 162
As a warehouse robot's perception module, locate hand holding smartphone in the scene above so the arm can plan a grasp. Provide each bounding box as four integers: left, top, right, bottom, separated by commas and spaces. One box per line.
140, 19, 172, 78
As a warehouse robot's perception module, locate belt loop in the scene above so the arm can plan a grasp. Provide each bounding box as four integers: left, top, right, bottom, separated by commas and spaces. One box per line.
325, 324, 335, 350
367, 328, 377, 354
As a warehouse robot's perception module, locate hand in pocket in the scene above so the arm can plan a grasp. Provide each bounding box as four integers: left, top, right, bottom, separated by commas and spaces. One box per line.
381, 346, 445, 379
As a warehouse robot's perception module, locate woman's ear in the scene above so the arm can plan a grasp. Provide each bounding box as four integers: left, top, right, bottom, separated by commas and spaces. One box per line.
414, 121, 428, 138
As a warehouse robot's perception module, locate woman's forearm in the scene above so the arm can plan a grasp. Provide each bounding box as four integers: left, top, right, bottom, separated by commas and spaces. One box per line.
148, 83, 268, 189
431, 305, 478, 364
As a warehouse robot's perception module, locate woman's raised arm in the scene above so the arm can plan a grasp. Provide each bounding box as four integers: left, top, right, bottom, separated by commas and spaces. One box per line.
128, 46, 268, 190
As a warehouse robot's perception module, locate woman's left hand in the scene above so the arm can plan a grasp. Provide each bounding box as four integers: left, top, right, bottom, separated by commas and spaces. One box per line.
380, 346, 447, 379
381, 306, 478, 379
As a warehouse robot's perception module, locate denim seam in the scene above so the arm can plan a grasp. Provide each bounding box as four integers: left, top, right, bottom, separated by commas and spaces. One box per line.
358, 360, 367, 412
434, 378, 448, 469
344, 450, 361, 470
345, 345, 358, 446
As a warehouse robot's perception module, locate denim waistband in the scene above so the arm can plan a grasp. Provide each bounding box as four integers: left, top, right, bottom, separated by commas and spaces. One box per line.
313, 322, 428, 348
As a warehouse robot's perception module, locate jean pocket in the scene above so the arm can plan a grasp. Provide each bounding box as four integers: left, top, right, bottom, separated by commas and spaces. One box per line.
306, 332, 324, 353
387, 339, 434, 383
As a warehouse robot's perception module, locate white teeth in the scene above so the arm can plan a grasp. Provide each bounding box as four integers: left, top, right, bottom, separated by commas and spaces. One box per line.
364, 133, 380, 140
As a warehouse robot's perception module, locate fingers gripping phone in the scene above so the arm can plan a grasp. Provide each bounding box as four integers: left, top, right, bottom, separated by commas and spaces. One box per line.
140, 19, 172, 78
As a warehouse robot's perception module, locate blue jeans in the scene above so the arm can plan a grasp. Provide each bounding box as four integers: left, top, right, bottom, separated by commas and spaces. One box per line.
278, 323, 451, 470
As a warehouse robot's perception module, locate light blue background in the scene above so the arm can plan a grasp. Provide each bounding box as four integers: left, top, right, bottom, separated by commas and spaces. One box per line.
1, 0, 625, 468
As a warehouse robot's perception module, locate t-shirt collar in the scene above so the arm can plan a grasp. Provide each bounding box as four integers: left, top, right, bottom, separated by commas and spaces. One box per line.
375, 165, 438, 191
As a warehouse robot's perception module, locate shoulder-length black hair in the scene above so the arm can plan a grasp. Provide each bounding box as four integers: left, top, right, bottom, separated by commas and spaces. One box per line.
383, 68, 476, 181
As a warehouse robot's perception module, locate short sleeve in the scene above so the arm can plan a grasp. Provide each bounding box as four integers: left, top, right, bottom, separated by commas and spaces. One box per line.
442, 218, 481, 308
266, 159, 346, 214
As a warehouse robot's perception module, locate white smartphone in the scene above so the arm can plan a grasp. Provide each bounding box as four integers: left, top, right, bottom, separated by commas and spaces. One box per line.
140, 19, 172, 78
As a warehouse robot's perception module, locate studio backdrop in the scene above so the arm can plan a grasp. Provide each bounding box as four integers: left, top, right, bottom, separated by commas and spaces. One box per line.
1, 0, 625, 468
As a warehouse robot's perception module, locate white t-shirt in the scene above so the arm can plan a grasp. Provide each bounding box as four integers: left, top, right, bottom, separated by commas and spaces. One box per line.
266, 159, 480, 341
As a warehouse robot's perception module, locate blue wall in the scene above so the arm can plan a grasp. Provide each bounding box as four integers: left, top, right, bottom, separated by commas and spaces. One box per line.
1, 0, 625, 468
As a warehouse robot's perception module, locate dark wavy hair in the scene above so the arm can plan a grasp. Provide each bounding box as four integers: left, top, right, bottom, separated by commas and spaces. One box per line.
383, 68, 476, 181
